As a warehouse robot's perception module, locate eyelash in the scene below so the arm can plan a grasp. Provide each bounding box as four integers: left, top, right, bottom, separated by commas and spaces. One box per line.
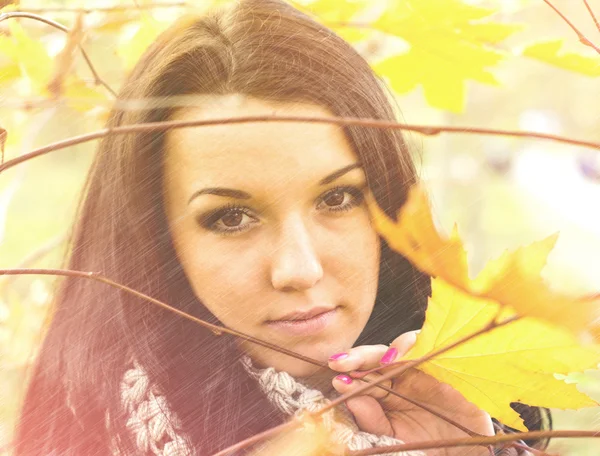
198, 185, 365, 236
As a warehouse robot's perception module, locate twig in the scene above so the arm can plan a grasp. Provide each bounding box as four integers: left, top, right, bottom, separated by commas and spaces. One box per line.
347, 430, 600, 455
0, 268, 324, 367
583, 0, 600, 33
0, 12, 117, 97
542, 0, 600, 54
11, 1, 188, 14
1, 115, 599, 175
0, 232, 68, 302
364, 381, 482, 437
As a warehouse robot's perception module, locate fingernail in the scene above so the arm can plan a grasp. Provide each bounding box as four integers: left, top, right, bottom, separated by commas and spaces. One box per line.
329, 352, 349, 361
380, 347, 398, 365
335, 374, 353, 385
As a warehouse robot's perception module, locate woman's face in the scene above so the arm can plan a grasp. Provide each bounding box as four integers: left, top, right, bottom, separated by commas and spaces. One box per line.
162, 95, 380, 377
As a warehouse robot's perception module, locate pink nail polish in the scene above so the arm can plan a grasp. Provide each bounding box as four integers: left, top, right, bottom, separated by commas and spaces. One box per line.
329, 352, 349, 361
380, 347, 398, 365
335, 374, 353, 385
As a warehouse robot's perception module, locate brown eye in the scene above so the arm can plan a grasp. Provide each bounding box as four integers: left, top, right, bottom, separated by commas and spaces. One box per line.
221, 210, 244, 227
317, 186, 364, 213
323, 190, 346, 207
199, 204, 259, 235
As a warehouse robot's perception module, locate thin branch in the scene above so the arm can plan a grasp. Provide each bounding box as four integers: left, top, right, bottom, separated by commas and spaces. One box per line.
0, 268, 325, 367
11, 1, 188, 14
347, 430, 600, 456
364, 381, 482, 437
542, 0, 600, 54
583, 0, 600, 33
0, 12, 117, 97
1, 115, 599, 175
0, 232, 68, 302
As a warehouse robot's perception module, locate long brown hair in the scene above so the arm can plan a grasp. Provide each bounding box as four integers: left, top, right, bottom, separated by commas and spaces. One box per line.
14, 0, 546, 454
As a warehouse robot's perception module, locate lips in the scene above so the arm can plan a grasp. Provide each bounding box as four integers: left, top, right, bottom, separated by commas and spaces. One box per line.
268, 306, 334, 322
266, 306, 339, 337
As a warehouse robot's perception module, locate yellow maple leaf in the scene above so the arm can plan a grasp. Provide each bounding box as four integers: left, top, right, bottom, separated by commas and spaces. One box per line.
522, 40, 600, 77
367, 185, 600, 338
369, 0, 517, 112
406, 279, 600, 430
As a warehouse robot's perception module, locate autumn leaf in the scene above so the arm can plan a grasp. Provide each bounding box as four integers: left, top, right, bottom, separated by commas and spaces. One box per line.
406, 278, 600, 430
252, 413, 344, 456
522, 40, 600, 77
367, 186, 600, 339
368, 0, 519, 112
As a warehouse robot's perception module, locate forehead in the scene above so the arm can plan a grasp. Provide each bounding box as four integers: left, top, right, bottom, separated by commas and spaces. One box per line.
163, 95, 358, 185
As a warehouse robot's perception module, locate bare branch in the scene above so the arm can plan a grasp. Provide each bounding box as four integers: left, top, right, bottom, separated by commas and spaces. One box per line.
583, 0, 600, 33
542, 0, 600, 54
363, 382, 483, 437
0, 12, 117, 97
0, 232, 68, 303
0, 268, 325, 367
1, 115, 598, 175
347, 430, 600, 456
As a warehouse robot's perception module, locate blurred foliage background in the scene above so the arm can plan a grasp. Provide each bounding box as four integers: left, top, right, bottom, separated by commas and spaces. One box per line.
0, 0, 599, 454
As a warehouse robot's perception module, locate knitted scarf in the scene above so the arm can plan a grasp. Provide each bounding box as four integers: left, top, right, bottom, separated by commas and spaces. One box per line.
116, 359, 524, 456
116, 358, 423, 456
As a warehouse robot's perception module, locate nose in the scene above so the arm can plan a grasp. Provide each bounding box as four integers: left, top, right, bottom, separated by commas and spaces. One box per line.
270, 215, 323, 292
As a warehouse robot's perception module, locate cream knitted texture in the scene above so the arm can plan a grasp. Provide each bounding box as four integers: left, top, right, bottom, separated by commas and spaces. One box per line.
117, 359, 424, 456
118, 361, 193, 456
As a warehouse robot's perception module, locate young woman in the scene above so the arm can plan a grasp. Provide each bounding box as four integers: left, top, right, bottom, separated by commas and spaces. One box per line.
14, 0, 550, 454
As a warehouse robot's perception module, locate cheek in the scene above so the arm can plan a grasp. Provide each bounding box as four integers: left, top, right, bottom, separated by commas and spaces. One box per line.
329, 217, 380, 291
174, 238, 266, 325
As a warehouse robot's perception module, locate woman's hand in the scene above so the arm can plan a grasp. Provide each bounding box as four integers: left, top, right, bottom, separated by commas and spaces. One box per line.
328, 331, 495, 456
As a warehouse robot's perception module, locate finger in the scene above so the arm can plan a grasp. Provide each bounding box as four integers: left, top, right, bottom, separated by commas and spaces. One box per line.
332, 373, 391, 400
382, 330, 420, 365
345, 395, 393, 437
328, 344, 388, 372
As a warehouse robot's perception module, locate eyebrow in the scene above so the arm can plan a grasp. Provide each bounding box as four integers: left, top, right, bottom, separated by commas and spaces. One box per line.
187, 163, 362, 205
